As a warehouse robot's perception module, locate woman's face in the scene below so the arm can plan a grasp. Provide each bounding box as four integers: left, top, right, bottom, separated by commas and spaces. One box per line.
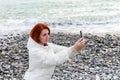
39, 29, 50, 45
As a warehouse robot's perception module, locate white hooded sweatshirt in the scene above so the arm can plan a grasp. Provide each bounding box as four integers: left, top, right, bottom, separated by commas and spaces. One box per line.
24, 37, 78, 80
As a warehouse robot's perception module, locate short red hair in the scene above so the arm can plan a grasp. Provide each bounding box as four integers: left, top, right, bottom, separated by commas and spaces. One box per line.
30, 23, 50, 43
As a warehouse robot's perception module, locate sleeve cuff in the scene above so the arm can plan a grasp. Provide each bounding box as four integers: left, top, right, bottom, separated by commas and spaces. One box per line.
68, 47, 79, 59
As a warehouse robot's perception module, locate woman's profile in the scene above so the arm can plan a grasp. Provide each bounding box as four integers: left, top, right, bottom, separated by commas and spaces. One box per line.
23, 23, 85, 80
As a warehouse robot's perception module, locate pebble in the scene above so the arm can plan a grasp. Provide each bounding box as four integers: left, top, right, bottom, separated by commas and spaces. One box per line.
0, 32, 120, 80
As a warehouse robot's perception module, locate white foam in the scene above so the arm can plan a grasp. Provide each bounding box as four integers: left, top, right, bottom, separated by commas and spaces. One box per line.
50, 23, 120, 36
0, 18, 120, 36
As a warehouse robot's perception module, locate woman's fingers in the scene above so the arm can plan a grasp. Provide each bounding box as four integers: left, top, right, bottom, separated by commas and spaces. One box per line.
71, 37, 85, 52
78, 38, 85, 47
78, 38, 83, 42
76, 38, 83, 44
78, 38, 85, 44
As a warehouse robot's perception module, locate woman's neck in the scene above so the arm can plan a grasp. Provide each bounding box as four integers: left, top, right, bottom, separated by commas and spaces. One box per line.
39, 43, 48, 46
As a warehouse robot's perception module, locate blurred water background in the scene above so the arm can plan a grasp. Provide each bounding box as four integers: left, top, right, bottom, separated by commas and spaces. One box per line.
0, 0, 120, 34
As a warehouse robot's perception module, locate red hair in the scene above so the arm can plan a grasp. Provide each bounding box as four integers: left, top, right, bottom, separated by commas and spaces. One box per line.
30, 23, 50, 43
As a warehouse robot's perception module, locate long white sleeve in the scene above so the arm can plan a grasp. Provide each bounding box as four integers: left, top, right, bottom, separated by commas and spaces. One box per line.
28, 47, 71, 67
51, 43, 68, 53
51, 43, 79, 59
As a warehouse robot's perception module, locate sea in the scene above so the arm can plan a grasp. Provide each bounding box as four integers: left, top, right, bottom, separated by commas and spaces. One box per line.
0, 0, 120, 34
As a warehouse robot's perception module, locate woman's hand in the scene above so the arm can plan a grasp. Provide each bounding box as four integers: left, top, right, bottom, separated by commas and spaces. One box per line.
71, 37, 85, 52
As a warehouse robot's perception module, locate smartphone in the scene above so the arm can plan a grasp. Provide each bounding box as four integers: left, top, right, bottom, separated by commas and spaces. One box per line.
80, 31, 82, 38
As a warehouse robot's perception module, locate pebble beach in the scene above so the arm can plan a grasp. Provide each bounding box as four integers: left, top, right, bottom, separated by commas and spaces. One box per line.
0, 31, 120, 80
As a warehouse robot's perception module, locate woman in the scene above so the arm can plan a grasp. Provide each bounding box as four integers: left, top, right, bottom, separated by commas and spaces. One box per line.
24, 23, 85, 80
